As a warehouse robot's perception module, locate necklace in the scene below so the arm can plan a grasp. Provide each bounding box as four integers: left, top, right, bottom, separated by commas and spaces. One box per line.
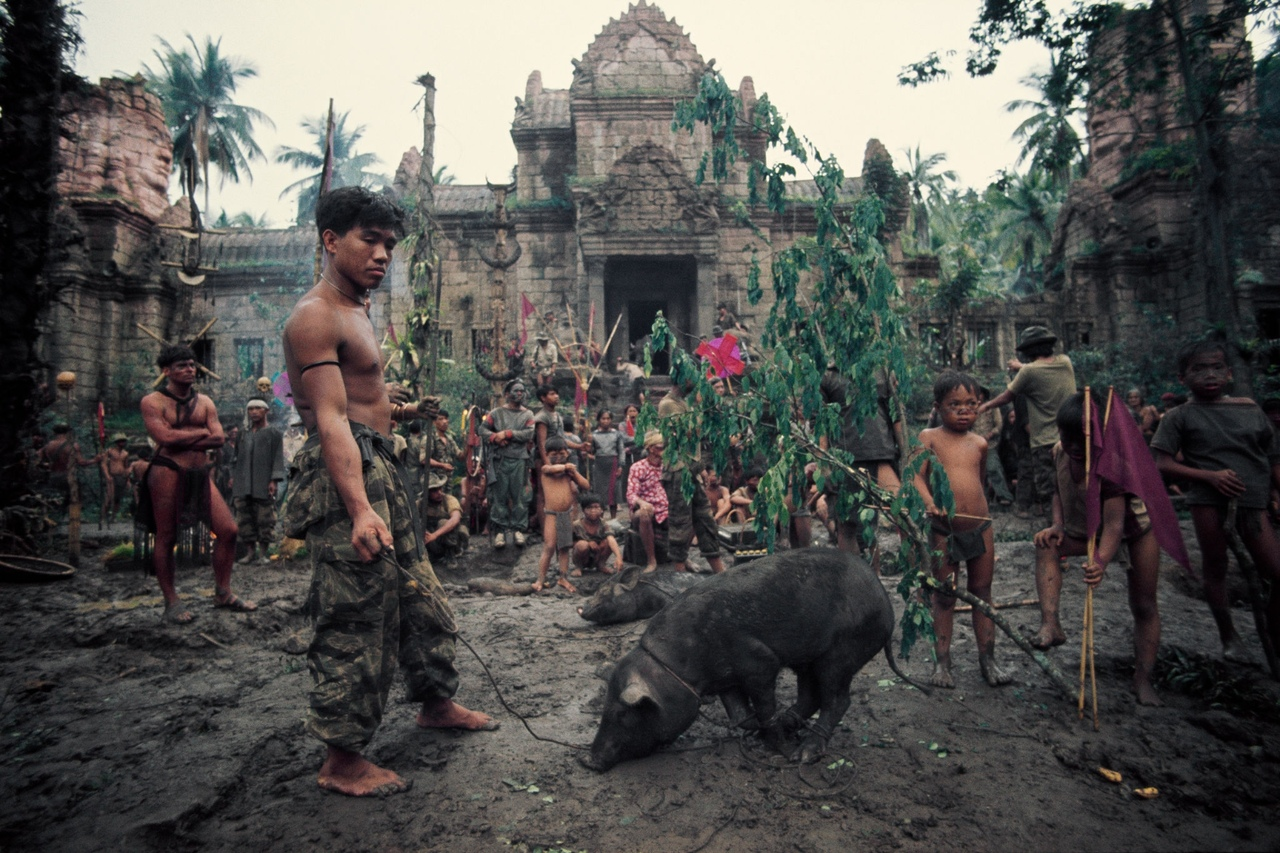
321, 271, 370, 309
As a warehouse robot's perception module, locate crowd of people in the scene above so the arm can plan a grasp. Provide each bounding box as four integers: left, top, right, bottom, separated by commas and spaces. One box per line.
76, 184, 1276, 799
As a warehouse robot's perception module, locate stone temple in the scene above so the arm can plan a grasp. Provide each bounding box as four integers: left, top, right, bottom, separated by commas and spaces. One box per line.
40, 1, 914, 418
35, 1, 1280, 420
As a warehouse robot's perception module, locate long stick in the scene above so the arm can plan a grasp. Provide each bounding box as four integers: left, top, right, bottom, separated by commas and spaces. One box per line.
1079, 386, 1099, 728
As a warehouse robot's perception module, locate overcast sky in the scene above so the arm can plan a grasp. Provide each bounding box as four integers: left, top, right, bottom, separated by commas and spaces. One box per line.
75, 0, 1069, 226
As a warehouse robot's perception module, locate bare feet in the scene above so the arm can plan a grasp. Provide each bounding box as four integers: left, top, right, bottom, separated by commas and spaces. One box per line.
1029, 624, 1066, 650
318, 748, 411, 797
1222, 636, 1255, 664
601, 565, 617, 575
163, 601, 194, 624
930, 657, 956, 689
569, 568, 583, 578
980, 653, 1012, 686
642, 562, 658, 573
1134, 680, 1163, 707
531, 579, 544, 592
416, 698, 499, 731
557, 576, 578, 594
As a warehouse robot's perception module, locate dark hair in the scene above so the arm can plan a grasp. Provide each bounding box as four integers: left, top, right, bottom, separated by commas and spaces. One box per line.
596, 408, 612, 423
136, 445, 153, 460
503, 378, 525, 395
436, 409, 449, 419
536, 384, 556, 401
562, 413, 575, 432
315, 186, 405, 238
1262, 398, 1280, 414
1018, 341, 1055, 360
579, 492, 603, 509
933, 370, 981, 404
1055, 391, 1087, 446
52, 423, 70, 434
545, 435, 567, 452
408, 421, 422, 434
157, 343, 197, 368
745, 467, 764, 481
1176, 338, 1229, 376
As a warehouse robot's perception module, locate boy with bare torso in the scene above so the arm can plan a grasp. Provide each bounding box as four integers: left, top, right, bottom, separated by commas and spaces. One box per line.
282, 186, 494, 799
914, 371, 1011, 689
139, 344, 253, 623
535, 436, 590, 592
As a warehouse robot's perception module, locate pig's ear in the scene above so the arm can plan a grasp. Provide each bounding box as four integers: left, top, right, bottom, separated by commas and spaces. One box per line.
619, 672, 654, 707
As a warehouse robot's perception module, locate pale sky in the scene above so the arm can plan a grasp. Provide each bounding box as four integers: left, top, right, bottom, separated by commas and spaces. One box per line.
75, 0, 1063, 226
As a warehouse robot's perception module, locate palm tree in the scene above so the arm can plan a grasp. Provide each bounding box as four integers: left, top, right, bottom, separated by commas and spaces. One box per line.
988, 168, 1062, 291
1005, 56, 1085, 191
433, 165, 456, 186
145, 35, 272, 216
275, 111, 385, 225
901, 145, 956, 250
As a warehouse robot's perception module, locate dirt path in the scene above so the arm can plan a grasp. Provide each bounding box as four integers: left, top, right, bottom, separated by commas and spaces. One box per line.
2, 515, 1278, 852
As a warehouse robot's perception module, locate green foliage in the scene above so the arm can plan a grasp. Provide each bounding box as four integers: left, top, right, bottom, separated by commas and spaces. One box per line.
143, 34, 273, 213
1118, 138, 1197, 184
1156, 646, 1280, 718
1005, 55, 1086, 190
668, 69, 949, 658
1066, 307, 1185, 400
275, 110, 385, 225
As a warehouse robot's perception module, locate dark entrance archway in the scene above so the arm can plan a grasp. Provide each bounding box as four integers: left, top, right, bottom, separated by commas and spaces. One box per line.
604, 256, 696, 375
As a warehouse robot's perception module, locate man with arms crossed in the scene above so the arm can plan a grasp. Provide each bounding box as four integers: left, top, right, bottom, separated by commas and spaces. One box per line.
139, 345, 254, 622
282, 187, 495, 799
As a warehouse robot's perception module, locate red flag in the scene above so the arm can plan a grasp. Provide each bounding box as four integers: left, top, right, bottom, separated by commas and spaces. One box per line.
695, 333, 745, 378
386, 319, 399, 345
1085, 388, 1191, 571
519, 294, 537, 346
96, 401, 106, 447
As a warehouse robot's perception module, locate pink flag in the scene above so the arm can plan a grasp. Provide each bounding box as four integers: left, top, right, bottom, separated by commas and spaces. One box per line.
519, 294, 537, 346
386, 319, 399, 345
1085, 388, 1191, 572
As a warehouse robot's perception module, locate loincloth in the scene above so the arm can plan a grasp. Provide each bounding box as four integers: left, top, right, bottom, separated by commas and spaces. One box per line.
931, 518, 991, 564
135, 455, 212, 533
546, 509, 573, 550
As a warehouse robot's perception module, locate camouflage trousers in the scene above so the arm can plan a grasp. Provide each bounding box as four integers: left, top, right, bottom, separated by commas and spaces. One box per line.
284, 423, 459, 752
233, 495, 276, 548
488, 455, 530, 533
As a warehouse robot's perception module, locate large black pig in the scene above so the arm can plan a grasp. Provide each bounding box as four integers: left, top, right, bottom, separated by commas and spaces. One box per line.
581, 548, 918, 771
577, 564, 705, 624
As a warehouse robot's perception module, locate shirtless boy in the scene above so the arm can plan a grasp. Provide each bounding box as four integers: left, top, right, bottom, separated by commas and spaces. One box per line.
139, 345, 254, 623
702, 465, 732, 523
102, 433, 131, 520
535, 436, 590, 592
1034, 392, 1163, 705
571, 492, 622, 576
282, 186, 495, 799
914, 370, 1011, 688
1151, 339, 1280, 662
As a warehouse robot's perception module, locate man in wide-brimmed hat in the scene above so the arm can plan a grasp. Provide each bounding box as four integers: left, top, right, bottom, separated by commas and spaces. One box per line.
979, 325, 1077, 521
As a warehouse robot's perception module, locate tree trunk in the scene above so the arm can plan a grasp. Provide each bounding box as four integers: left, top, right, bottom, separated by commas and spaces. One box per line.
0, 0, 72, 510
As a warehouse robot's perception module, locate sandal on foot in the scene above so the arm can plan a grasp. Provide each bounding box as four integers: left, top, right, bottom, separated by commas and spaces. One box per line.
214, 593, 258, 612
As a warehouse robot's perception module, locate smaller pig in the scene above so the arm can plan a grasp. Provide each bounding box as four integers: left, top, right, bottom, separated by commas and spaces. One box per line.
576, 564, 705, 624
582, 548, 922, 771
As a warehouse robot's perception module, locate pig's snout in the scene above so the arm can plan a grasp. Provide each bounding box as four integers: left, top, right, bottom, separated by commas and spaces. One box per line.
577, 750, 615, 772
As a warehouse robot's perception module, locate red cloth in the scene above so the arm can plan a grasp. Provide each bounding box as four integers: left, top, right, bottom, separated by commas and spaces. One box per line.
519, 294, 537, 346
625, 457, 669, 523
696, 333, 745, 378
1086, 389, 1191, 572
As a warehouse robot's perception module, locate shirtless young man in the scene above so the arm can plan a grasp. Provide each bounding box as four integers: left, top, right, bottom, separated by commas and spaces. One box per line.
139, 345, 254, 623
914, 370, 1011, 689
281, 187, 495, 799
102, 434, 131, 520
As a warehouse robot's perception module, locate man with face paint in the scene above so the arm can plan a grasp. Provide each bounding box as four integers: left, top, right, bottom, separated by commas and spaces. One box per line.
478, 379, 536, 548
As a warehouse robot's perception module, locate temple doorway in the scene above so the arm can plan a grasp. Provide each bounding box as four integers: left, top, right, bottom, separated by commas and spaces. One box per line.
603, 256, 696, 375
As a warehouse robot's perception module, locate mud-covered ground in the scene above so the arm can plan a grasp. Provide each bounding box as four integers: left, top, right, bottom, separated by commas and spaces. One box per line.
2, 512, 1279, 853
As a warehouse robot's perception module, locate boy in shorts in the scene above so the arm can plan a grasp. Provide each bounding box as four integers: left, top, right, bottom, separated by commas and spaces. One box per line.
535, 436, 589, 593
1151, 340, 1280, 661
1033, 392, 1163, 704
914, 370, 1011, 688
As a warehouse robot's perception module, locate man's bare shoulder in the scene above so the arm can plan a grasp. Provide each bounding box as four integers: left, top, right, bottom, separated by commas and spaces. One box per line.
283, 289, 335, 339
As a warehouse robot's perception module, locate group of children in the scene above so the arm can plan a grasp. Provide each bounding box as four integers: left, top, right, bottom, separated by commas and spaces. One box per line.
914, 339, 1279, 703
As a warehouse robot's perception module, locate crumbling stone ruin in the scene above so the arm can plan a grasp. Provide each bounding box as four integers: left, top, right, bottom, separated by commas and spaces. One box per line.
37, 2, 909, 420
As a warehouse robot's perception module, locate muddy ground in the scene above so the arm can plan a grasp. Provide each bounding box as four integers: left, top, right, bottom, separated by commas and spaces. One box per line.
2, 512, 1279, 853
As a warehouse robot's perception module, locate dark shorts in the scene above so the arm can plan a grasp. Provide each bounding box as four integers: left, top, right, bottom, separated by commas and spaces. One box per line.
547, 509, 573, 549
